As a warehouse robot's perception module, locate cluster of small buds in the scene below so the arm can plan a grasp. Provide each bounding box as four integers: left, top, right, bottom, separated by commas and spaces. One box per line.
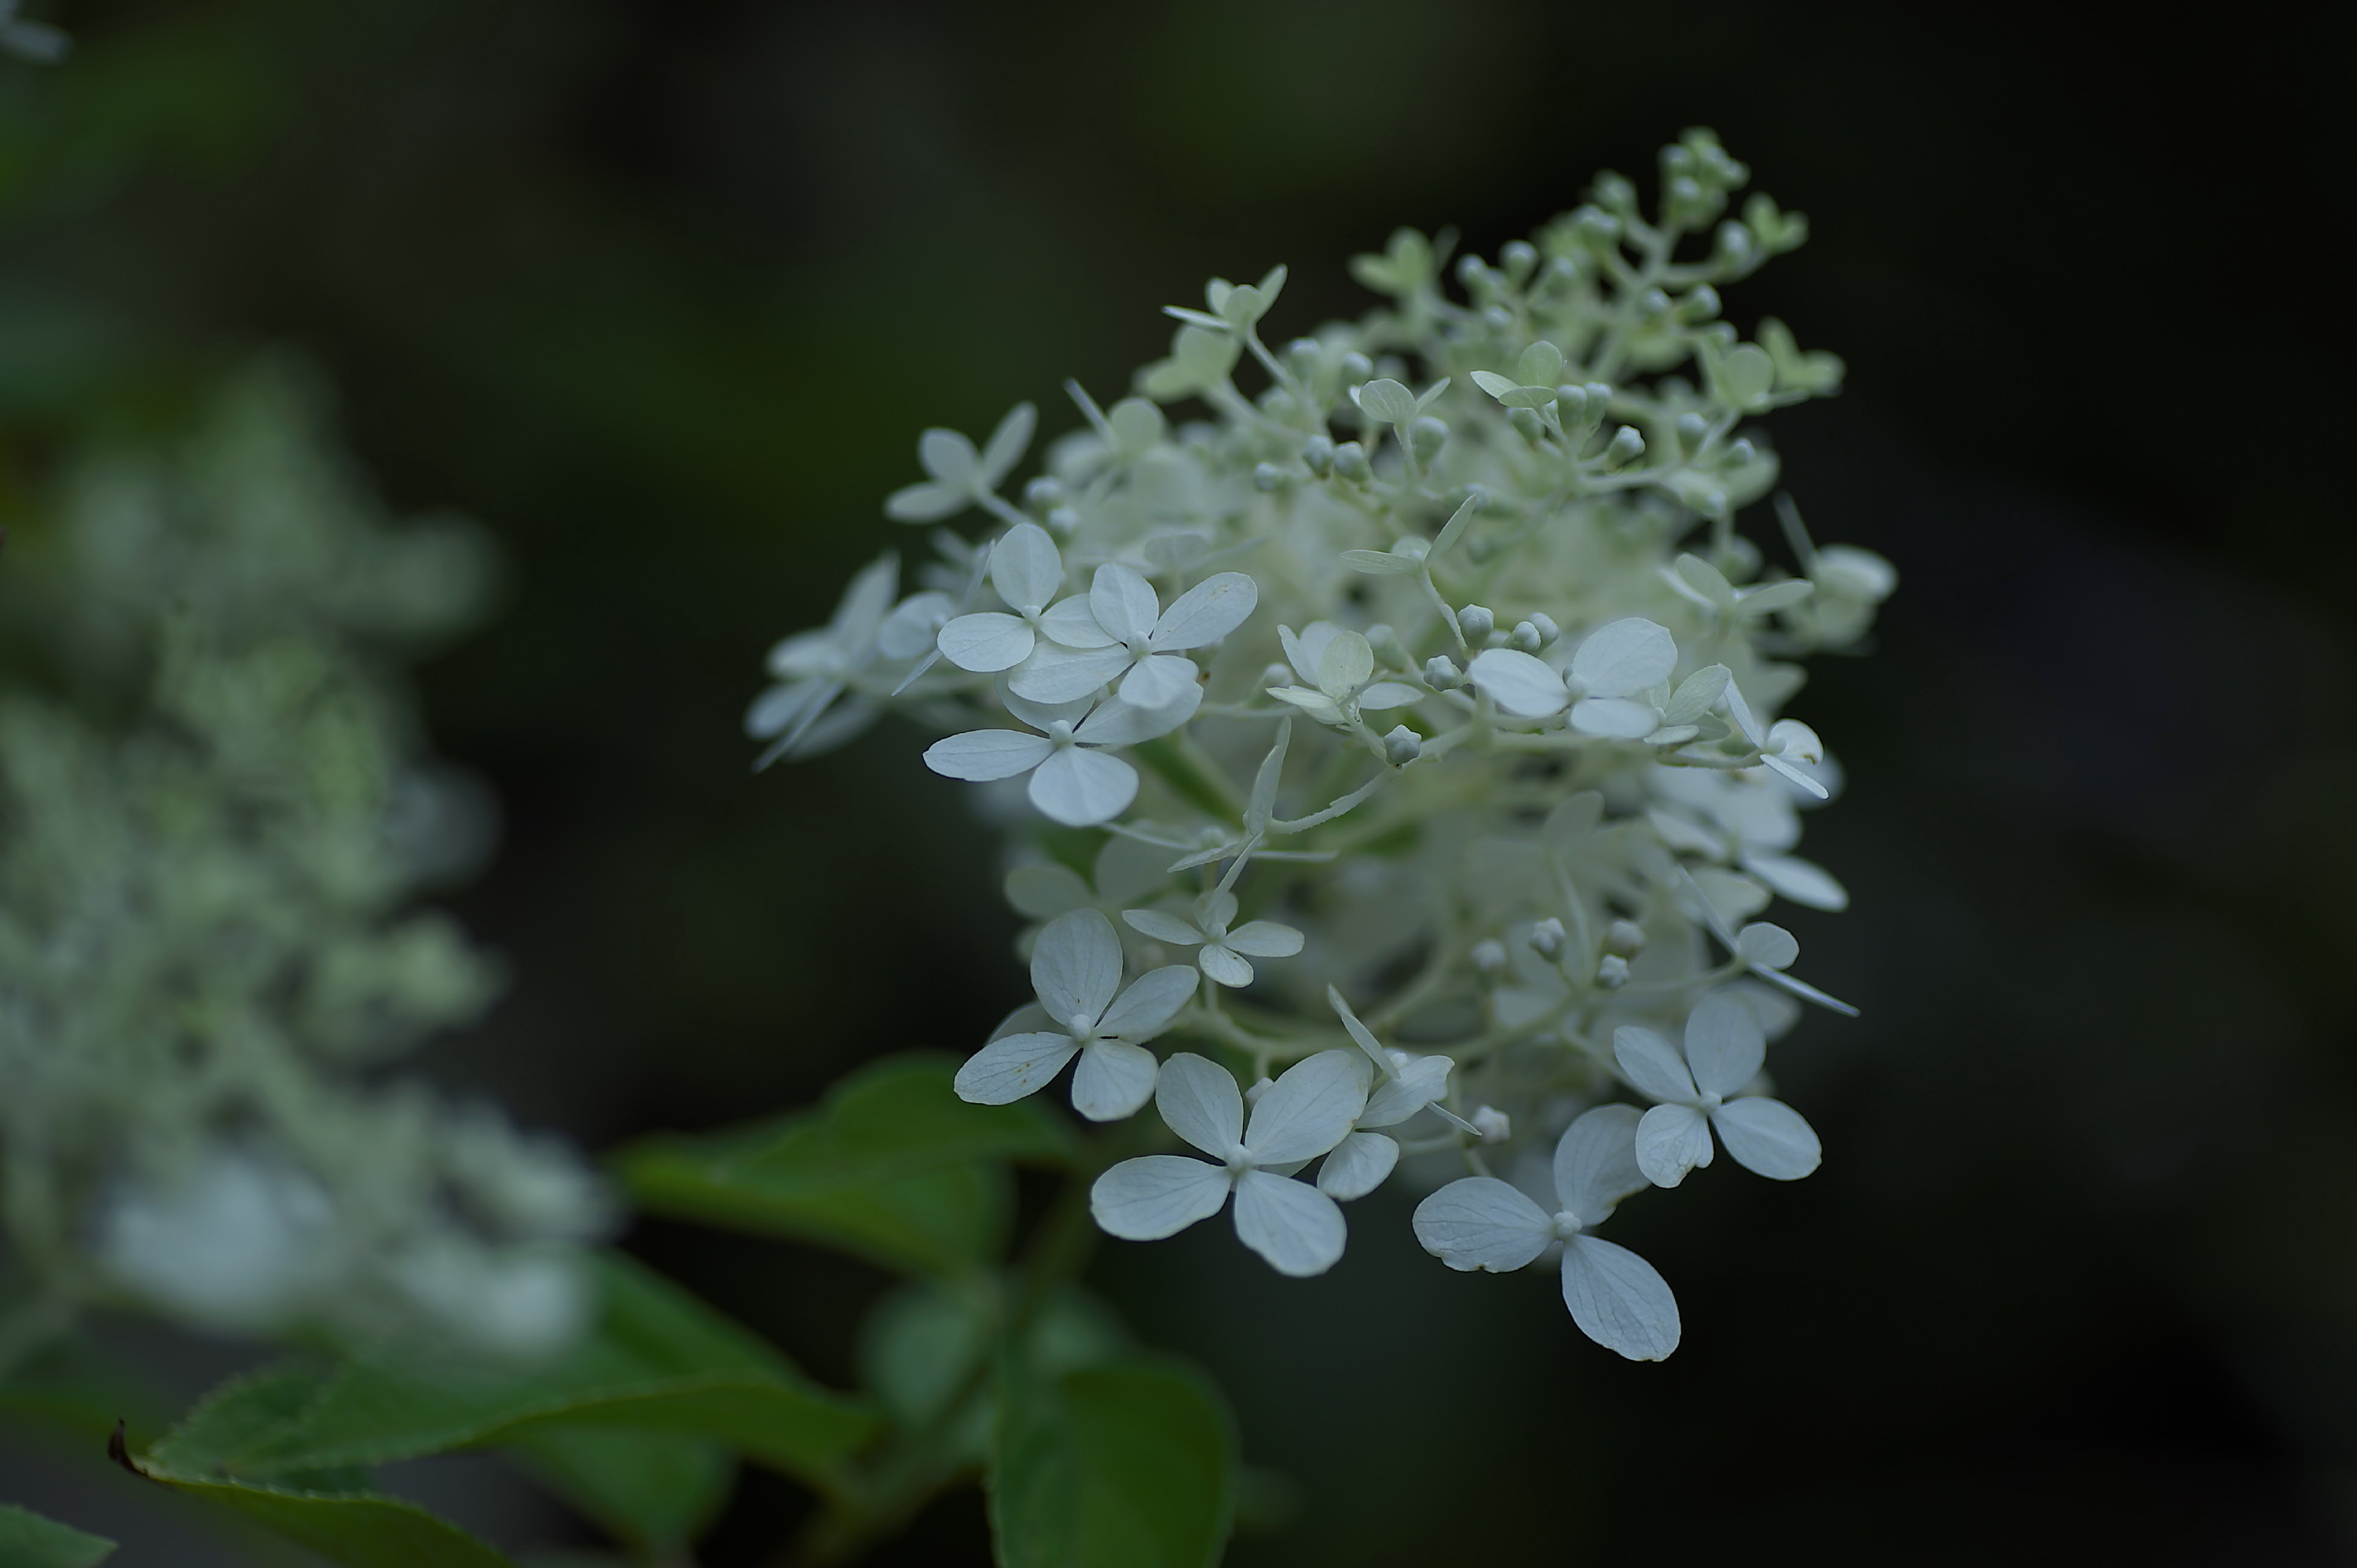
750, 131, 1893, 1360
0, 369, 611, 1360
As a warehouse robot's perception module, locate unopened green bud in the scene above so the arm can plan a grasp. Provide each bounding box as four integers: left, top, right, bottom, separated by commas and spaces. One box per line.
1571, 205, 1622, 249
1046, 506, 1080, 535
1724, 438, 1758, 466
1457, 604, 1494, 640
1424, 654, 1463, 689
1508, 406, 1546, 442
1510, 620, 1543, 653
1340, 352, 1373, 384
1596, 954, 1631, 988
1253, 462, 1290, 493
1410, 416, 1449, 464
1024, 477, 1064, 512
1530, 917, 1566, 957
1676, 412, 1710, 453
1471, 939, 1508, 974
1383, 726, 1422, 766
1593, 173, 1637, 213
1637, 289, 1671, 320
1331, 440, 1372, 482
1679, 284, 1721, 322
1500, 240, 1538, 283
1301, 434, 1335, 477
1604, 918, 1646, 957
1527, 611, 1560, 643
1605, 427, 1646, 467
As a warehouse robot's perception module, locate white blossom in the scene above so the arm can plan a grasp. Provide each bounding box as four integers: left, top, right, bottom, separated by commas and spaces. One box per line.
935, 521, 1066, 672
1613, 992, 1822, 1187
1314, 986, 1454, 1199
1008, 562, 1258, 707
1122, 890, 1303, 987
1091, 1050, 1369, 1276
885, 403, 1036, 523
955, 909, 1197, 1120
1413, 1105, 1680, 1361
1466, 617, 1681, 737
923, 684, 1200, 827
1264, 622, 1422, 727
746, 552, 900, 765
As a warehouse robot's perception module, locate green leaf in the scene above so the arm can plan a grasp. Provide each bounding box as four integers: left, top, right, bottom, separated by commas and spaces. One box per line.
988, 1357, 1234, 1568
136, 1475, 515, 1568
148, 1254, 876, 1489
618, 1054, 1076, 1277
0, 1502, 114, 1566
505, 1425, 733, 1552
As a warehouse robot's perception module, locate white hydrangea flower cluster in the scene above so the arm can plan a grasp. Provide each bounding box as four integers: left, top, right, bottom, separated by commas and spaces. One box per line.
751, 132, 1893, 1360
0, 368, 611, 1362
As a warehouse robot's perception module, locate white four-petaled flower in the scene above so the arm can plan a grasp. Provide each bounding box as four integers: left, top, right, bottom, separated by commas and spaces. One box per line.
923, 684, 1200, 827
1122, 890, 1303, 987
1008, 562, 1258, 708
935, 522, 1066, 673
1091, 1050, 1369, 1276
1466, 617, 1679, 737
1612, 991, 1822, 1187
746, 553, 900, 765
1412, 1104, 1681, 1360
955, 909, 1197, 1120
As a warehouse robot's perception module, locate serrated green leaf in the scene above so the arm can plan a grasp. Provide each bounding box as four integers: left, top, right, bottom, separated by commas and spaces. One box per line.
506, 1425, 733, 1552
988, 1357, 1233, 1568
0, 1502, 114, 1566
149, 1255, 875, 1489
618, 1055, 1076, 1276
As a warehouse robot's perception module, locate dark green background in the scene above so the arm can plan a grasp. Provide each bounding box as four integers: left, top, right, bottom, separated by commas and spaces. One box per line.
2, 2, 2352, 1563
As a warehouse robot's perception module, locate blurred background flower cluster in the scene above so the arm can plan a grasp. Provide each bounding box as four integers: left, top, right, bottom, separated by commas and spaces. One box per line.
0, 1, 2350, 1563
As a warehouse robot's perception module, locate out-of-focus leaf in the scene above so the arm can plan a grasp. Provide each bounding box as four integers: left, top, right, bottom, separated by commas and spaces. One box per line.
147, 1254, 875, 1488
504, 1424, 733, 1553
617, 1053, 1076, 1275
988, 1357, 1233, 1568
129, 1473, 514, 1568
0, 1502, 114, 1566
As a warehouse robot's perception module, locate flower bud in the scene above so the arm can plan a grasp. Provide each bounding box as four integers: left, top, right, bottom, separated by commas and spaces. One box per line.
1300, 434, 1335, 477
1331, 441, 1372, 483
1604, 427, 1646, 467
1253, 462, 1289, 493
1383, 726, 1422, 766
1510, 619, 1543, 653
1724, 438, 1757, 466
1456, 604, 1494, 641
1530, 917, 1566, 957
1637, 288, 1671, 320
1678, 284, 1722, 322
1456, 254, 1490, 290
1339, 351, 1373, 384
1046, 506, 1080, 536
1424, 654, 1463, 689
1472, 1105, 1512, 1143
1262, 662, 1296, 689
1286, 339, 1322, 379
1593, 173, 1637, 214
1024, 476, 1065, 512
1554, 384, 1589, 424
1676, 412, 1710, 453
1500, 240, 1538, 282
1596, 954, 1631, 988
1244, 1075, 1274, 1108
1528, 612, 1560, 643
1409, 416, 1449, 464
1603, 918, 1647, 958
1508, 406, 1546, 442
1470, 939, 1508, 975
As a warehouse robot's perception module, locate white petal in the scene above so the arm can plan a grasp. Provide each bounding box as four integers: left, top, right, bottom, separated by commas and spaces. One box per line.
1736, 921, 1801, 970
884, 480, 966, 523
1037, 593, 1117, 649
1710, 1097, 1821, 1180
1567, 698, 1660, 739
1244, 1050, 1372, 1165
1467, 647, 1567, 719
1561, 1236, 1680, 1361
1315, 1130, 1398, 1200
1222, 921, 1303, 959
989, 521, 1062, 612
954, 1032, 1079, 1105
1071, 1040, 1160, 1121
1096, 965, 1198, 1041
1634, 1103, 1714, 1189
1001, 689, 1095, 731
1121, 909, 1204, 946
1552, 1104, 1647, 1223
1007, 643, 1135, 704
878, 591, 955, 659
1765, 753, 1831, 800
1743, 852, 1849, 911
1358, 681, 1422, 710
1029, 909, 1124, 1031
918, 427, 981, 485
1684, 992, 1766, 1098
1314, 629, 1373, 699
923, 729, 1053, 782
937, 612, 1036, 672
978, 402, 1036, 487
1612, 1026, 1697, 1103
1028, 748, 1138, 826
988, 1003, 1054, 1041
1231, 1170, 1347, 1277
833, 552, 900, 643
1116, 652, 1201, 711
1410, 1178, 1552, 1272
1073, 683, 1201, 746
1570, 617, 1675, 698
746, 679, 824, 740
1091, 1156, 1231, 1240
1150, 571, 1259, 650
1197, 944, 1255, 988
1153, 1053, 1244, 1156
1089, 563, 1163, 645
1360, 1054, 1450, 1128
